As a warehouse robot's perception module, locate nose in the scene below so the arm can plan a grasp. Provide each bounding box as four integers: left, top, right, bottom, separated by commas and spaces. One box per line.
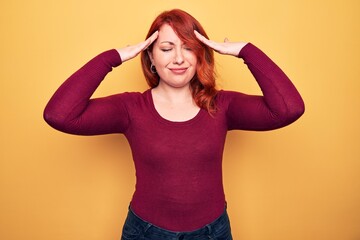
173, 48, 184, 64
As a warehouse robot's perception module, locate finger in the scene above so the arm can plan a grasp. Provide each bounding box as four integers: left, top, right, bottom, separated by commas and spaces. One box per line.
133, 31, 159, 54
144, 31, 159, 49
149, 30, 159, 43
194, 30, 208, 44
194, 30, 216, 48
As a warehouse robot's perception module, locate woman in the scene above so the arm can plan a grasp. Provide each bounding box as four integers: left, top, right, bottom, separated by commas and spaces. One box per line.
44, 9, 304, 240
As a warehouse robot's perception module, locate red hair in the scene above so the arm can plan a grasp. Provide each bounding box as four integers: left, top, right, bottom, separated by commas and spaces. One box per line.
141, 9, 218, 113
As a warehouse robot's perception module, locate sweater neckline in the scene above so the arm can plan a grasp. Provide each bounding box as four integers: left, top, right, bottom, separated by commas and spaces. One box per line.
145, 89, 206, 126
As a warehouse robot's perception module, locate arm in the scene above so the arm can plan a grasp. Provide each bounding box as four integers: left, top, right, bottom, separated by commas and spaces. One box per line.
195, 31, 305, 130
43, 50, 128, 135
226, 43, 305, 130
43, 32, 158, 135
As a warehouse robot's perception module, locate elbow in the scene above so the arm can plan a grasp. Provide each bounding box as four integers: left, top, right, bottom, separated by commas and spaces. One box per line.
283, 99, 305, 126
43, 108, 56, 126
270, 99, 305, 129
297, 101, 305, 118
291, 98, 305, 121
43, 106, 67, 131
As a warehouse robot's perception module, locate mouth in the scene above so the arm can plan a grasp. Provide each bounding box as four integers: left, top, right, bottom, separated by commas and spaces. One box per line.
169, 67, 188, 74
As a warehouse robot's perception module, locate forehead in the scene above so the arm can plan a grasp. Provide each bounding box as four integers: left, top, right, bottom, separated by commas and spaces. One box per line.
157, 24, 182, 43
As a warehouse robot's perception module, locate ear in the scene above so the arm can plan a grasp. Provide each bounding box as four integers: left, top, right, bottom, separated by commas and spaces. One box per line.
147, 49, 154, 63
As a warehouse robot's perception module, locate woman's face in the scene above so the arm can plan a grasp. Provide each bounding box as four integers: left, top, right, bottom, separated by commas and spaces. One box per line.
149, 24, 198, 89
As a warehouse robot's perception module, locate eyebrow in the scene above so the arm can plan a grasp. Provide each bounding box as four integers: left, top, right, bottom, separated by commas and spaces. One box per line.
159, 41, 190, 47
159, 41, 175, 45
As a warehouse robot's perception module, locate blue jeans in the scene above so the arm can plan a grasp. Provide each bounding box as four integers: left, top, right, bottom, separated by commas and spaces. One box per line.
121, 207, 232, 240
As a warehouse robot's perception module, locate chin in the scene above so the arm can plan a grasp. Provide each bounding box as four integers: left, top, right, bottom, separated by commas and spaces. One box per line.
159, 76, 193, 89
168, 82, 191, 89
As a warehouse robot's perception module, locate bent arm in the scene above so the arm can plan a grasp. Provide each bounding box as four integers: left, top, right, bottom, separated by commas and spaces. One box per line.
43, 50, 130, 135
227, 43, 305, 131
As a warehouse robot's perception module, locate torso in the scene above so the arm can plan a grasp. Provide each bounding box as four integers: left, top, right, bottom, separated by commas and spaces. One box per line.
124, 89, 228, 231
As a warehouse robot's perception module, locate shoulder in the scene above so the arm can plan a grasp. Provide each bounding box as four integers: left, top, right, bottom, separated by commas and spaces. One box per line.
215, 90, 253, 113
104, 89, 151, 109
105, 90, 148, 103
215, 90, 248, 104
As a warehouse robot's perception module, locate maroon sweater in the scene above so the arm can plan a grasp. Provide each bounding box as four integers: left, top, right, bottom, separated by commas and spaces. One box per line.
44, 43, 304, 231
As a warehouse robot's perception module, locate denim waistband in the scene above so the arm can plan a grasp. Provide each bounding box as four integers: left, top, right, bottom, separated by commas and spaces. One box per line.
126, 205, 229, 239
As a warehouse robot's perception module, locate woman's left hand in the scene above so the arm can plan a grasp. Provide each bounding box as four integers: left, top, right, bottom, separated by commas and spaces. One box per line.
194, 30, 248, 57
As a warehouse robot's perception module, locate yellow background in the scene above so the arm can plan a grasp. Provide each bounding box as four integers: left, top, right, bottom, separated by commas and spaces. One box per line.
1, 0, 359, 239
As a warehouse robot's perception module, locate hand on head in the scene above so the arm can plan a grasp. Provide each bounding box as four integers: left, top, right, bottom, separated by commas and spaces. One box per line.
194, 30, 247, 57
117, 28, 247, 63
117, 31, 159, 62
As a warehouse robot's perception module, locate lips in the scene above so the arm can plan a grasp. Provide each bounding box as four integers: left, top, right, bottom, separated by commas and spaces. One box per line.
169, 68, 188, 74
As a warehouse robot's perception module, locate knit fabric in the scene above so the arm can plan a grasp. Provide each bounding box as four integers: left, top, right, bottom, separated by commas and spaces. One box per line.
44, 43, 304, 231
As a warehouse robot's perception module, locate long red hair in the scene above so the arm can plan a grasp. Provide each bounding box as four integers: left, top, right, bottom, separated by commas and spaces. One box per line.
141, 9, 217, 113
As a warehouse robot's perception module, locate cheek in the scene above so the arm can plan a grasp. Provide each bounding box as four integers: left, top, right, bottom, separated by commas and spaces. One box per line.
185, 52, 198, 65
153, 52, 172, 66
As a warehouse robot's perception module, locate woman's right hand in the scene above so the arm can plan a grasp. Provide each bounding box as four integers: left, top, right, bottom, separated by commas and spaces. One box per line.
117, 31, 158, 62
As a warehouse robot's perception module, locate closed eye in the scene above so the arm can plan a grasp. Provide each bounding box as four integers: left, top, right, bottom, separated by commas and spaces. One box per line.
183, 45, 193, 51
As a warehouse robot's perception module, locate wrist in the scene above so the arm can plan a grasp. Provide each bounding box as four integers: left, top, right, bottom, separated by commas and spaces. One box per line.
236, 42, 249, 57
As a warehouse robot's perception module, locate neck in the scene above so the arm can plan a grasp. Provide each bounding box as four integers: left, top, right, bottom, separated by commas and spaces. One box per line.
151, 82, 200, 122
152, 82, 194, 104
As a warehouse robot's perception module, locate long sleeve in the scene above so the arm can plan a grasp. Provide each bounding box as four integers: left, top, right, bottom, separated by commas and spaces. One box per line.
224, 43, 305, 131
43, 49, 130, 135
